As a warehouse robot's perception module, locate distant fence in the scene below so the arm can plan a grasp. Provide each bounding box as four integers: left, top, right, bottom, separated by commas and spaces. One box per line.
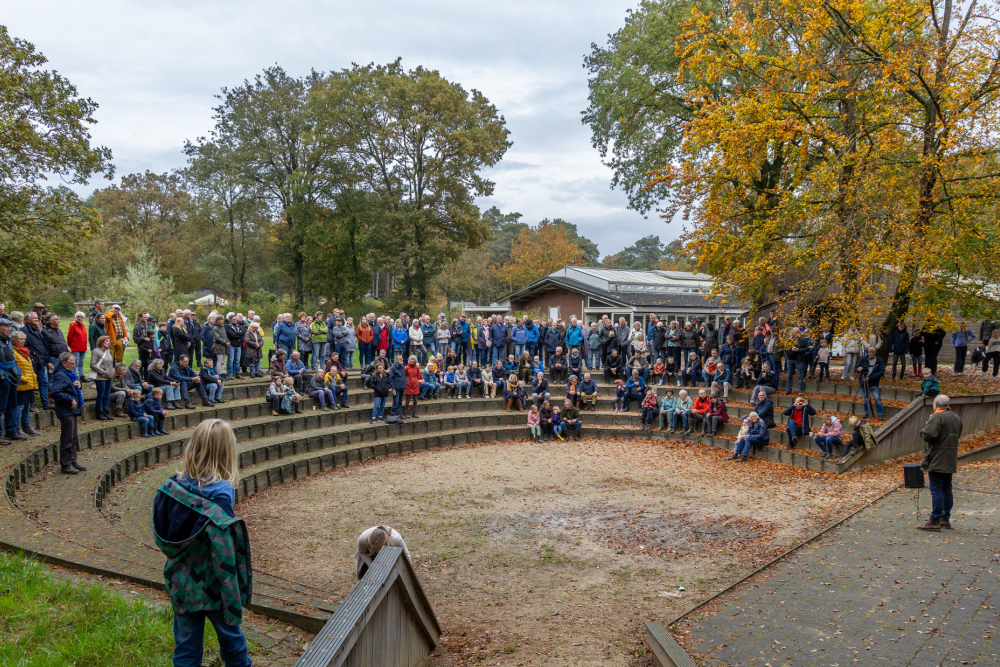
295, 547, 440, 667
846, 393, 1000, 471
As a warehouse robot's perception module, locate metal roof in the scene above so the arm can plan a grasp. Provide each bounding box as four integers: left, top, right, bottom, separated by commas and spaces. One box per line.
561, 267, 714, 286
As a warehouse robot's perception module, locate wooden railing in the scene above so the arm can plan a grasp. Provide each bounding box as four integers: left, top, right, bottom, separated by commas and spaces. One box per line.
295, 546, 440, 667
844, 393, 1000, 471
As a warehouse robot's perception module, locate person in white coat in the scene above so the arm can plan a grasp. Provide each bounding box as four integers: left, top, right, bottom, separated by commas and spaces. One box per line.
355, 525, 411, 580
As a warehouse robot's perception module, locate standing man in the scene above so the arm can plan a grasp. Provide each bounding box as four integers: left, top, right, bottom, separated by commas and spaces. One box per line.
857, 345, 886, 419
105, 304, 129, 365
459, 314, 472, 366
918, 394, 962, 531
88, 299, 104, 325
187, 310, 202, 368
0, 317, 23, 444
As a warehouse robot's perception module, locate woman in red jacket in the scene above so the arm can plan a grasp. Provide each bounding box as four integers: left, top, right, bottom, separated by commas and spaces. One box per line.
403, 355, 424, 418
67, 312, 90, 380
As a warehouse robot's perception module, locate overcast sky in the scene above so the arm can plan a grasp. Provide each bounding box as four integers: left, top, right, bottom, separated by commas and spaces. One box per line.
4, 0, 678, 257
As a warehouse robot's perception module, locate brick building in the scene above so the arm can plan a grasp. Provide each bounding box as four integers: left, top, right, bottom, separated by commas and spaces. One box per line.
471, 267, 749, 327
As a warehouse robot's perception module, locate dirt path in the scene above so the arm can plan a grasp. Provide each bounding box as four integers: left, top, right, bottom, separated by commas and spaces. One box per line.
240, 438, 897, 666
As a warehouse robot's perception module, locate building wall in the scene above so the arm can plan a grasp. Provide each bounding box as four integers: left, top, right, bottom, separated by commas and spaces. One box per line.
511, 289, 589, 322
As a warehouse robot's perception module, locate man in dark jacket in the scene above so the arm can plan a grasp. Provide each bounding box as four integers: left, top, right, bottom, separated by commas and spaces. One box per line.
889, 322, 910, 380
922, 327, 946, 375
24, 312, 50, 409
187, 313, 202, 368
490, 319, 507, 366
169, 355, 207, 408
857, 346, 886, 419
786, 327, 810, 395
603, 348, 624, 384
225, 315, 244, 379
42, 314, 69, 369
49, 352, 85, 474
549, 347, 568, 384
918, 394, 963, 531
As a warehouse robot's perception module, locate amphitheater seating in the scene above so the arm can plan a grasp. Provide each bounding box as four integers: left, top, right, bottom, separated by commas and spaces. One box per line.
0, 373, 921, 631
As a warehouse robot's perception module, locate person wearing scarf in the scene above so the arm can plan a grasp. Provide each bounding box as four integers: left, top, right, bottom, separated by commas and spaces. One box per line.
49, 351, 86, 474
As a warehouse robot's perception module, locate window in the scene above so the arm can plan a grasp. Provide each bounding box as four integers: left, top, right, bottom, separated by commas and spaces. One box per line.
548, 306, 559, 321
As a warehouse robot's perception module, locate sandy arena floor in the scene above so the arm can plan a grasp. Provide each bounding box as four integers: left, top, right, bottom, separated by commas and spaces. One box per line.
240, 438, 897, 666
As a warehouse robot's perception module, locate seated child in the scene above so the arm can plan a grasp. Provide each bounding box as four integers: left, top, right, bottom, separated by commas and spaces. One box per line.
127, 389, 153, 437
527, 404, 541, 442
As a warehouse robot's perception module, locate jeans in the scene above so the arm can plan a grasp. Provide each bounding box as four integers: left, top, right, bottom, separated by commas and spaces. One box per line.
335, 344, 347, 365
513, 343, 524, 359
814, 436, 841, 457
786, 359, 806, 393
458, 381, 471, 398
786, 421, 807, 443
590, 350, 600, 368
161, 384, 181, 402
312, 342, 328, 369
891, 352, 906, 379
420, 382, 438, 399
73, 351, 86, 377
358, 342, 371, 366
94, 379, 111, 413
310, 388, 335, 406
133, 415, 153, 436
554, 420, 581, 437
817, 362, 829, 382
205, 382, 224, 402
372, 395, 387, 419
172, 609, 252, 667
861, 383, 884, 418
734, 436, 768, 456
928, 471, 954, 519
226, 345, 241, 376
33, 357, 50, 406
671, 411, 689, 430
532, 391, 550, 407
178, 379, 207, 401
391, 391, 404, 415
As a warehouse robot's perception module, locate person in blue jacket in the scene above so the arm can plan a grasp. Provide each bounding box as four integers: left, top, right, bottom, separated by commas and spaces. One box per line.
49, 351, 86, 473
274, 315, 296, 358
420, 317, 436, 358
511, 321, 527, 359
565, 318, 584, 352
731, 411, 769, 461
524, 319, 540, 357
951, 322, 976, 374
489, 319, 507, 366
391, 320, 408, 355
200, 318, 215, 364
459, 315, 472, 365
388, 354, 407, 416
144, 387, 169, 435
168, 355, 208, 408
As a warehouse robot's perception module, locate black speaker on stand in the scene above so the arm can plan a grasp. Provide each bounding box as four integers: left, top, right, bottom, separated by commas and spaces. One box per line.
904, 463, 924, 488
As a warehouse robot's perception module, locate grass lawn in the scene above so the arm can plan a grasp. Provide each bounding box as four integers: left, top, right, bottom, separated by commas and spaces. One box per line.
0, 551, 223, 666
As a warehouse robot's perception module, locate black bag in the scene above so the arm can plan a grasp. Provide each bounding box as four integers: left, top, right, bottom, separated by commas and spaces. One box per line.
903, 464, 924, 488
386, 414, 402, 424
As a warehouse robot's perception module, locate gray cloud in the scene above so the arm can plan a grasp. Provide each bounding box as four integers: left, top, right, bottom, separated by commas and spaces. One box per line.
4, 0, 673, 255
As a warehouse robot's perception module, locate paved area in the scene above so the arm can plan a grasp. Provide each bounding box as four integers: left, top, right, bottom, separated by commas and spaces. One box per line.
676, 463, 1000, 666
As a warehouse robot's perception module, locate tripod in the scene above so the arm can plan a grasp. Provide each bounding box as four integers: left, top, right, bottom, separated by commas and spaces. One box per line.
849, 374, 874, 418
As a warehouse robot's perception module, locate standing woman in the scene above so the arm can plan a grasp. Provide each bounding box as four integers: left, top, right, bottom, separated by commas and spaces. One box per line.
67, 312, 89, 381
310, 311, 328, 371
376, 317, 391, 356
404, 355, 423, 418
201, 315, 215, 377
294, 313, 312, 369
951, 322, 975, 374
90, 335, 115, 421
10, 331, 40, 437
343, 317, 357, 367
50, 352, 85, 474
243, 322, 264, 378
212, 316, 229, 379
435, 316, 451, 356
409, 318, 425, 365
356, 317, 373, 368
89, 313, 107, 356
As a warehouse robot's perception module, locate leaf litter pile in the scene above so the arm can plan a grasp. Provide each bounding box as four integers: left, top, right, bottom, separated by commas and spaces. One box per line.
240, 434, 919, 666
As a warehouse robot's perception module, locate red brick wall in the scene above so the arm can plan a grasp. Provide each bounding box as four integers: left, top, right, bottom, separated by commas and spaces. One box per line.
511, 289, 587, 322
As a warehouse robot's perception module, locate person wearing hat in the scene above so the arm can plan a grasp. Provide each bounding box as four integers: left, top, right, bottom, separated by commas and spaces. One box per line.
105, 304, 129, 365
49, 351, 86, 474
0, 317, 24, 444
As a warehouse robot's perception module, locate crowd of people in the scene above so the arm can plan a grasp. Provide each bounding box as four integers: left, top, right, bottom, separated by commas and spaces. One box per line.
0, 298, 985, 471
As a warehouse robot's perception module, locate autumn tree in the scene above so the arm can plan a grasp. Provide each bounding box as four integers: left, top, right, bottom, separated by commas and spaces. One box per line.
499, 219, 588, 288
310, 60, 511, 313
0, 26, 113, 303
87, 171, 193, 287
643, 0, 1000, 343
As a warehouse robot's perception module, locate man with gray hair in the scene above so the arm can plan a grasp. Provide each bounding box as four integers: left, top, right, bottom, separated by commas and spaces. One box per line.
918, 394, 963, 531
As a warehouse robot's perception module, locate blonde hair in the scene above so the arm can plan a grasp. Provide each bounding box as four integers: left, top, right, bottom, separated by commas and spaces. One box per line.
182, 419, 239, 487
